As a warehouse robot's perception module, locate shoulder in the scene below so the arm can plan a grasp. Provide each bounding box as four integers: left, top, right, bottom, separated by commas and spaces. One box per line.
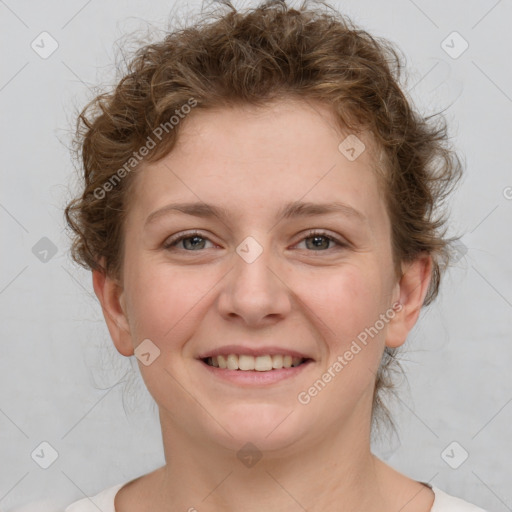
64, 482, 125, 512
431, 487, 488, 512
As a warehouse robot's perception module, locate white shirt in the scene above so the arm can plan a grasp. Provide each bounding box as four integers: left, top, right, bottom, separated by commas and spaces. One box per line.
63, 481, 489, 511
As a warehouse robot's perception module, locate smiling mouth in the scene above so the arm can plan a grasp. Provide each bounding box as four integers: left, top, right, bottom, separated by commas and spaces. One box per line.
202, 354, 312, 371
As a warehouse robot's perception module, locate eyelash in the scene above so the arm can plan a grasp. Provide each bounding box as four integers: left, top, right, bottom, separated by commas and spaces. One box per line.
162, 229, 347, 253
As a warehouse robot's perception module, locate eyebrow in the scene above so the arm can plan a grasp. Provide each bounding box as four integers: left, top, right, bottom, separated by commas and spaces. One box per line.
144, 200, 367, 227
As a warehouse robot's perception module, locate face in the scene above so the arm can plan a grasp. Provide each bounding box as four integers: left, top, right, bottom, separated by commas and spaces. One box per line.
95, 99, 429, 456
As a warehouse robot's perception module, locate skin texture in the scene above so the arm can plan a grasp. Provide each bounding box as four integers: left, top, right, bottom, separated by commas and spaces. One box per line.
93, 98, 434, 512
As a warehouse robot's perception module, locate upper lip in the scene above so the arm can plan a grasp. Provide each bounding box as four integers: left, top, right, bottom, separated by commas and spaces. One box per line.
197, 345, 314, 360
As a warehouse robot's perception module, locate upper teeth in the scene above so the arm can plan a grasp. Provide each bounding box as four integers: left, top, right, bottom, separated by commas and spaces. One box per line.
207, 354, 304, 371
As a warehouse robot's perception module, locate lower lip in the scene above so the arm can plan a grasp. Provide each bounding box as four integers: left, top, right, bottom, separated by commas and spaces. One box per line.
198, 359, 314, 386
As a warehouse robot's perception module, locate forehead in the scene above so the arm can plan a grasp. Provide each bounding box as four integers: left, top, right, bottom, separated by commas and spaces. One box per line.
128, 99, 388, 233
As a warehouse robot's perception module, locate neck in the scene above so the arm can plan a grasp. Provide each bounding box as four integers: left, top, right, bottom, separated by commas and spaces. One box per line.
152, 406, 388, 512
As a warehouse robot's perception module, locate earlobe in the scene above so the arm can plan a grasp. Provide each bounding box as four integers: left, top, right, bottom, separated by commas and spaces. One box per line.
385, 253, 433, 348
92, 262, 134, 357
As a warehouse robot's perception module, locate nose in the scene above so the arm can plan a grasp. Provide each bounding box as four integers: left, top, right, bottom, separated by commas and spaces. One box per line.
216, 237, 292, 327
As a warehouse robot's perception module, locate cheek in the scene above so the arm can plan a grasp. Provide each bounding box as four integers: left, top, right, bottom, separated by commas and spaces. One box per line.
299, 261, 388, 350
123, 262, 214, 404
308, 265, 391, 402
291, 263, 392, 425
124, 259, 218, 347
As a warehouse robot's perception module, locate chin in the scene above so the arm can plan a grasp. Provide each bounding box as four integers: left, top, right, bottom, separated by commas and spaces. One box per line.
207, 403, 308, 453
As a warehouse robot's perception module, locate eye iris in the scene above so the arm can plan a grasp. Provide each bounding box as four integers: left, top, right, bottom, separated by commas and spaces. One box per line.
183, 235, 206, 250
306, 235, 330, 250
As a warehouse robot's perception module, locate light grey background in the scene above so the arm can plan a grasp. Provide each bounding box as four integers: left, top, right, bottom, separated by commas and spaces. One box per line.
1, 0, 511, 510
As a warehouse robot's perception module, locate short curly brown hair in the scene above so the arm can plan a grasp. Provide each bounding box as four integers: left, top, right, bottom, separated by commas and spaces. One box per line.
64, 0, 463, 434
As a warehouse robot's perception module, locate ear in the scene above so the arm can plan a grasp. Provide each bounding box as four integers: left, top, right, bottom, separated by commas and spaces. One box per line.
385, 253, 433, 348
92, 258, 134, 357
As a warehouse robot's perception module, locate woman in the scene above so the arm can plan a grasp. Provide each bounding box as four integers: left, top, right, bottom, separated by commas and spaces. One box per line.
63, 1, 487, 510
